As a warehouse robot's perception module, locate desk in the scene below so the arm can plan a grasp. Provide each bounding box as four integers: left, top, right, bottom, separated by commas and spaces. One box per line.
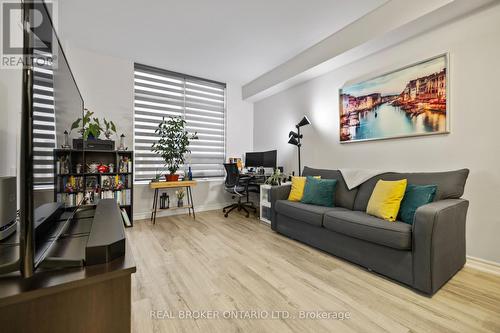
241, 173, 267, 187
150, 180, 197, 224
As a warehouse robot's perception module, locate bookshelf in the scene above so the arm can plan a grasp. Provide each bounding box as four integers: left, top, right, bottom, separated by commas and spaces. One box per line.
53, 149, 134, 227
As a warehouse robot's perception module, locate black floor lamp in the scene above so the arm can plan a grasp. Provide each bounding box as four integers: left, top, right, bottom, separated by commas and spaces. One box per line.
288, 115, 311, 176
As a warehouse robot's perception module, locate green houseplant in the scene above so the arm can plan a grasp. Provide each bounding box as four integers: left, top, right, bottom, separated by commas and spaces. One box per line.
103, 118, 117, 140
71, 109, 117, 140
71, 109, 106, 140
151, 116, 198, 181
265, 168, 286, 186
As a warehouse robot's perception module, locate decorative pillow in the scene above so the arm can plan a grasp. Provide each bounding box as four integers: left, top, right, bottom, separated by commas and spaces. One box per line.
301, 176, 337, 207
398, 184, 437, 224
288, 176, 320, 201
366, 179, 407, 222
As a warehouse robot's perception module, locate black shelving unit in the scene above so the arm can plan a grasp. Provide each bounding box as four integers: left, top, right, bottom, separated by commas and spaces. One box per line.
53, 149, 134, 227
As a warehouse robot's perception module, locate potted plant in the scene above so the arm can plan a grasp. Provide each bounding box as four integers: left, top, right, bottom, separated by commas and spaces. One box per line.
152, 169, 163, 183
151, 116, 198, 182
70, 109, 118, 150
81, 109, 103, 140
265, 169, 285, 186
103, 118, 117, 140
175, 188, 185, 207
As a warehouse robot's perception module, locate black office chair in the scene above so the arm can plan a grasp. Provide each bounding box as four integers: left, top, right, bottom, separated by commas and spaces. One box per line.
222, 163, 257, 218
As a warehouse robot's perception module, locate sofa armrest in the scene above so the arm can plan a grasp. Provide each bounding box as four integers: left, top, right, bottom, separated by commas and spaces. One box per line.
269, 184, 291, 230
412, 199, 469, 294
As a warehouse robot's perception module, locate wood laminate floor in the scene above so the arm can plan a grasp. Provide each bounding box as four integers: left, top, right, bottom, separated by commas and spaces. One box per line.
127, 210, 500, 333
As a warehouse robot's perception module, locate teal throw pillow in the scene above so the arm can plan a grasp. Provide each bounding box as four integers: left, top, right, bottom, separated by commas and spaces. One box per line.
301, 176, 337, 207
398, 184, 437, 224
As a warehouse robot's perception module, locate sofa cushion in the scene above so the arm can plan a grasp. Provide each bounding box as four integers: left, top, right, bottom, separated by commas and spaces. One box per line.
323, 210, 412, 250
301, 177, 337, 207
366, 179, 407, 222
288, 176, 320, 201
353, 169, 469, 212
302, 167, 358, 210
275, 200, 347, 227
398, 184, 437, 224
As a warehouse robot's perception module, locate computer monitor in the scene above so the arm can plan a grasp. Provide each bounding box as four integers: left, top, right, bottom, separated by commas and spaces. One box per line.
245, 150, 277, 169
262, 150, 277, 168
245, 152, 261, 168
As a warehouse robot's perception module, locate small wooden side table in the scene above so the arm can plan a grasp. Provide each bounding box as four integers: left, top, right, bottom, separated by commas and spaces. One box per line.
149, 180, 197, 224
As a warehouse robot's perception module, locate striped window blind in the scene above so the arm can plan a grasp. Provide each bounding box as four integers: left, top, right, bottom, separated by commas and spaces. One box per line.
134, 63, 226, 182
32, 52, 57, 188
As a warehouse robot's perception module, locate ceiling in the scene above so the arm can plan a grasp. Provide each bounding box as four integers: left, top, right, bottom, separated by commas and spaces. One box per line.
58, 0, 386, 85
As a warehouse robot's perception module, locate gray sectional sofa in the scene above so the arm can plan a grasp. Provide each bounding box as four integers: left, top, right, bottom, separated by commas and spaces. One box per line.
270, 166, 470, 295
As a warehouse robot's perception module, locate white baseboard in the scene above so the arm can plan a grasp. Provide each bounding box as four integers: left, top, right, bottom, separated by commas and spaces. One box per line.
466, 256, 500, 276
133, 202, 232, 221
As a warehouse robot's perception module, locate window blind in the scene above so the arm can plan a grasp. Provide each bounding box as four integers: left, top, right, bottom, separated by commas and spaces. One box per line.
32, 51, 57, 187
134, 63, 226, 182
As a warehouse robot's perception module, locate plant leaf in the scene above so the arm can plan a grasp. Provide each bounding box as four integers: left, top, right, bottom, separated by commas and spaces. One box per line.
70, 118, 81, 131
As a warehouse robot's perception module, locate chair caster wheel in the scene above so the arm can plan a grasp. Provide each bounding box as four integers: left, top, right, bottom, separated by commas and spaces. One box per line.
246, 213, 249, 218
224, 214, 228, 218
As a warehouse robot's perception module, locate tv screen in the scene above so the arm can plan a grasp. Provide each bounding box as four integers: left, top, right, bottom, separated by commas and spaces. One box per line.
20, 0, 84, 276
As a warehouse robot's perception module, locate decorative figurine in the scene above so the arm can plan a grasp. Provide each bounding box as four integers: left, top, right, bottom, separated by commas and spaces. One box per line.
97, 163, 109, 173
61, 130, 71, 149
119, 156, 128, 173
59, 155, 70, 174
87, 162, 99, 173
118, 134, 126, 150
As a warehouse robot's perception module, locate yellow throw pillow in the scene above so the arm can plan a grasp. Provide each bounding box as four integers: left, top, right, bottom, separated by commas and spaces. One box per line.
288, 176, 320, 202
366, 179, 407, 222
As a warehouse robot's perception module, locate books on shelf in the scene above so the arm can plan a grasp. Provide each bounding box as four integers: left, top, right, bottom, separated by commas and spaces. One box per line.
57, 192, 84, 208
101, 189, 131, 206
53, 149, 133, 225
121, 208, 132, 227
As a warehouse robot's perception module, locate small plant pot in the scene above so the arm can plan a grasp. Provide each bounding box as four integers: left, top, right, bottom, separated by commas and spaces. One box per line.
165, 174, 179, 182
177, 199, 184, 207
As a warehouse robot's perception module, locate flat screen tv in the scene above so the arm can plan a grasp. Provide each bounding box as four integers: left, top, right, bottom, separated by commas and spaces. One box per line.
20, 0, 84, 277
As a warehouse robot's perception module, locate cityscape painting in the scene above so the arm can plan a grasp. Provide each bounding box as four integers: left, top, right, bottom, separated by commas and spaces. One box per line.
339, 54, 448, 143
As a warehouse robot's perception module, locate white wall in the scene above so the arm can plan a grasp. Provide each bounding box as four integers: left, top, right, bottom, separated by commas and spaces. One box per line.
0, 68, 21, 178
63, 45, 254, 220
64, 47, 134, 148
0, 7, 22, 206
253, 5, 500, 264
